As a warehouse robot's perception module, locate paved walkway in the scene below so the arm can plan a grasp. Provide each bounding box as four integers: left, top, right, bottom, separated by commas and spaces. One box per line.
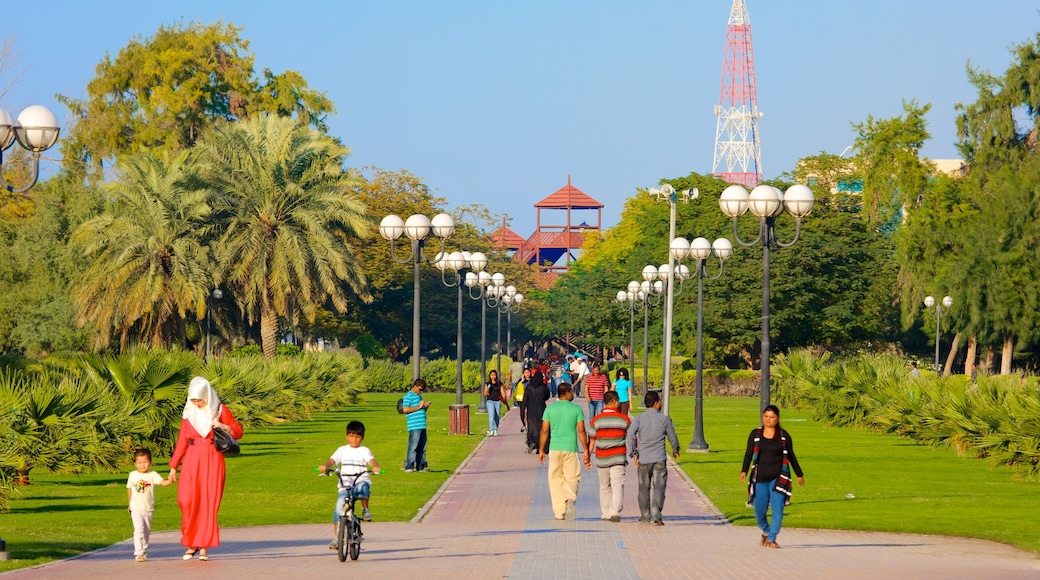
4, 401, 1038, 579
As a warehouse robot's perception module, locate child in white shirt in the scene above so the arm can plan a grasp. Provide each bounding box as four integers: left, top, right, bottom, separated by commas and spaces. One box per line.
318, 420, 381, 549
126, 448, 171, 562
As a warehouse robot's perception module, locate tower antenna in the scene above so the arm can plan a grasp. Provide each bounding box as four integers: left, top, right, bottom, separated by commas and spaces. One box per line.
712, 0, 763, 187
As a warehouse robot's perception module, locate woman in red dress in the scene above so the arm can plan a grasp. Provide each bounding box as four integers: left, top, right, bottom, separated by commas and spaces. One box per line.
168, 376, 242, 561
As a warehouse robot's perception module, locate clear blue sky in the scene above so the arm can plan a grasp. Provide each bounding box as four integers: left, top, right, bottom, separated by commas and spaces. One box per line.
3, 1, 1037, 237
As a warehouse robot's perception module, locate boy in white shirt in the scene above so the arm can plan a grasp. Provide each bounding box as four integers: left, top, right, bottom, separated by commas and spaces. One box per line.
318, 420, 381, 549
126, 448, 171, 562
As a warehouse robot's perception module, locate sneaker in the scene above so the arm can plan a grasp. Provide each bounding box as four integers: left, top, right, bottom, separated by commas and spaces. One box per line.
652, 519, 664, 526
564, 500, 576, 520
135, 554, 146, 562
492, 430, 498, 436
329, 539, 338, 550
362, 507, 372, 521
404, 468, 415, 473
420, 467, 430, 472
610, 515, 621, 523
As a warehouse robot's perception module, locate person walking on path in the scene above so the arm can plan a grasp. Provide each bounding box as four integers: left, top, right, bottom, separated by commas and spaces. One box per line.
571, 356, 590, 398
168, 376, 243, 561
539, 383, 591, 520
584, 362, 610, 419
740, 404, 805, 549
588, 391, 630, 522
402, 378, 432, 472
126, 448, 172, 562
626, 390, 679, 526
514, 367, 530, 433
614, 367, 633, 415
483, 370, 507, 436
523, 370, 551, 453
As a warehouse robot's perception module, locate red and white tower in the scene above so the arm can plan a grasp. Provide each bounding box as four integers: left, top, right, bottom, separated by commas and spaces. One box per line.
712, 0, 763, 187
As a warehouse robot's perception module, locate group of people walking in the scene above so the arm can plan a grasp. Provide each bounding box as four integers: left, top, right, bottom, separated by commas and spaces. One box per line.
125, 366, 805, 564
503, 357, 805, 548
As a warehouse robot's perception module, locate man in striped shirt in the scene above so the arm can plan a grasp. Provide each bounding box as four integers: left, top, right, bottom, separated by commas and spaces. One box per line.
588, 391, 630, 522
626, 390, 680, 526
584, 362, 610, 419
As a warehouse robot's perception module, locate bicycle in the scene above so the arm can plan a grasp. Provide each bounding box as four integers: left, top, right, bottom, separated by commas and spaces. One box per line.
319, 467, 378, 561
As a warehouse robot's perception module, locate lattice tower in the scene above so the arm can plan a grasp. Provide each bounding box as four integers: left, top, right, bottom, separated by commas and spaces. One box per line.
712, 0, 763, 187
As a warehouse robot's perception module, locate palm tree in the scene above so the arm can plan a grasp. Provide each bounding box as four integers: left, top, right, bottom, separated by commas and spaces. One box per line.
196, 115, 371, 359
71, 150, 214, 350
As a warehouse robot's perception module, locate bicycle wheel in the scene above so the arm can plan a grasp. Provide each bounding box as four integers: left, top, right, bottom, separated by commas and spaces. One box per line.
348, 516, 361, 560
337, 515, 348, 562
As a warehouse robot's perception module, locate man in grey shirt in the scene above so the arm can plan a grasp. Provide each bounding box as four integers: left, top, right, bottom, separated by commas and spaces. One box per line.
626, 390, 680, 525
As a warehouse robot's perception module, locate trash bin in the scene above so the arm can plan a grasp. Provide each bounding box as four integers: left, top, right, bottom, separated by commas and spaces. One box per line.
449, 404, 470, 435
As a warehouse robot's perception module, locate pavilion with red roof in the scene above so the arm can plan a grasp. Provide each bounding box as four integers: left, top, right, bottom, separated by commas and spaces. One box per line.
490, 176, 603, 288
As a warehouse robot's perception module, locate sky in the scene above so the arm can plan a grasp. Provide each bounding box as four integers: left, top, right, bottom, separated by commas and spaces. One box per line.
3, 1, 1038, 238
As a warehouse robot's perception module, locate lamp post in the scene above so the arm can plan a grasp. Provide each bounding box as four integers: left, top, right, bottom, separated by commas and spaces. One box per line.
379, 213, 456, 382
719, 184, 814, 411
436, 251, 487, 405
0, 104, 59, 561
467, 270, 503, 413
503, 291, 523, 373
616, 282, 642, 376
494, 285, 516, 378
638, 269, 664, 394
646, 185, 695, 416
206, 288, 224, 363
0, 105, 61, 193
671, 237, 733, 451
924, 295, 953, 373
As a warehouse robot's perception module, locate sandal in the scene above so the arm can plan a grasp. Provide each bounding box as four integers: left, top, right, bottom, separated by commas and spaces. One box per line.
198, 549, 209, 561
760, 534, 768, 546
183, 548, 198, 560
766, 541, 781, 549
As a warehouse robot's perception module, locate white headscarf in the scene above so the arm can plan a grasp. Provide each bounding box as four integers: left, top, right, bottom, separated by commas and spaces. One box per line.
183, 376, 222, 437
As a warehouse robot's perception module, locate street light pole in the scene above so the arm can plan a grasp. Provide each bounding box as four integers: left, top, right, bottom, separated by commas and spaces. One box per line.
924, 295, 953, 373
379, 213, 456, 382
672, 237, 732, 451
437, 251, 487, 405
719, 184, 814, 411
206, 288, 223, 363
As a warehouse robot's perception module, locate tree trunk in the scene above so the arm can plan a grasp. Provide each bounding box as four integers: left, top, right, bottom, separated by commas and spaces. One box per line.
984, 347, 996, 373
943, 332, 962, 377
261, 304, 278, 360
1001, 335, 1014, 375
965, 335, 978, 374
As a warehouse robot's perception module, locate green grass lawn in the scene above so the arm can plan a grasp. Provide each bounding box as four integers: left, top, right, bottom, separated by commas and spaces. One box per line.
1, 393, 1037, 573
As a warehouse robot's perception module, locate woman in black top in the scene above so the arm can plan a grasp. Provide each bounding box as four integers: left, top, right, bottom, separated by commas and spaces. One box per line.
483, 370, 507, 436
740, 405, 804, 549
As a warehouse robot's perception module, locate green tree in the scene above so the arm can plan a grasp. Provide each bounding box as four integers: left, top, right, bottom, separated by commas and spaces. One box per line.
71, 150, 214, 351
853, 100, 933, 227
58, 21, 334, 176
196, 115, 370, 360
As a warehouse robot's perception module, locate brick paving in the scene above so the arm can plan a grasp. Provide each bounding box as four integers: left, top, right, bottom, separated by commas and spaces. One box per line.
4, 400, 1038, 579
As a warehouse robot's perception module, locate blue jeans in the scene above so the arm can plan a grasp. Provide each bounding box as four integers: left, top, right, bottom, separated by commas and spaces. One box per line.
588, 399, 604, 419
637, 461, 668, 522
753, 478, 787, 541
332, 481, 370, 523
549, 377, 558, 398
404, 428, 427, 471
486, 400, 502, 432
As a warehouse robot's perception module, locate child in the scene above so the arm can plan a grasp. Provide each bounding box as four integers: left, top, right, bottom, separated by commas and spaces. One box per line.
126, 448, 171, 562
318, 420, 381, 549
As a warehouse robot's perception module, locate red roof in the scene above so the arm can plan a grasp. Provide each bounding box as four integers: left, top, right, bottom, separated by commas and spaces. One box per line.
535, 177, 603, 210
490, 225, 527, 250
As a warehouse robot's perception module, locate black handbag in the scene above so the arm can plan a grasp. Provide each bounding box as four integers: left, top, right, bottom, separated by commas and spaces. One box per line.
213, 428, 240, 457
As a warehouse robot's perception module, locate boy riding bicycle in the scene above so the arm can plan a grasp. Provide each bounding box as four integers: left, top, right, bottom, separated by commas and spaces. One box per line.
318, 420, 381, 549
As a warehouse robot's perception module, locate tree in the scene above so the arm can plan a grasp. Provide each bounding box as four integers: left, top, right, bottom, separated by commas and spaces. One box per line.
58, 21, 334, 176
196, 115, 370, 359
71, 150, 214, 350
853, 100, 933, 227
